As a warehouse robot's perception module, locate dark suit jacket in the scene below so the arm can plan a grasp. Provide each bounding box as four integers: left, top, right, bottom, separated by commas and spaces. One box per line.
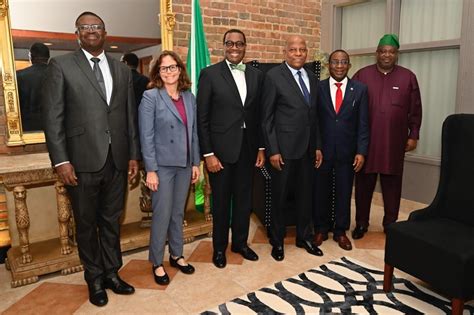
17, 63, 48, 131
262, 62, 321, 159
42, 50, 141, 172
132, 69, 149, 107
197, 60, 264, 163
317, 78, 369, 163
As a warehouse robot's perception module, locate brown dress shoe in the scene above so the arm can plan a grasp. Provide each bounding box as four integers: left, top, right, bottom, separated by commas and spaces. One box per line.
314, 232, 328, 246
334, 234, 352, 251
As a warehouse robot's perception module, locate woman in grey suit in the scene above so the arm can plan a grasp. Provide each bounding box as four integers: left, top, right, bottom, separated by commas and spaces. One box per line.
139, 51, 200, 285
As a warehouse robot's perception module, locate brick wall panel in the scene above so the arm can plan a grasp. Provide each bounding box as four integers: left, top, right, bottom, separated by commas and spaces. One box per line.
174, 0, 321, 64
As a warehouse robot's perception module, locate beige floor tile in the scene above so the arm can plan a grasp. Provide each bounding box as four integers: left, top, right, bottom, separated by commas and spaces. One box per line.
164, 262, 249, 313
73, 289, 186, 314
353, 231, 386, 250
3, 194, 458, 314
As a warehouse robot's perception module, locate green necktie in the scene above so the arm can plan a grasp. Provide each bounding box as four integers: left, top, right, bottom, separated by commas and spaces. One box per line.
230, 63, 246, 71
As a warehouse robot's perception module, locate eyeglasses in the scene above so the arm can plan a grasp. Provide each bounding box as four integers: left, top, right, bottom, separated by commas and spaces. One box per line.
159, 64, 179, 73
287, 48, 308, 54
224, 40, 246, 49
77, 24, 105, 32
329, 60, 350, 65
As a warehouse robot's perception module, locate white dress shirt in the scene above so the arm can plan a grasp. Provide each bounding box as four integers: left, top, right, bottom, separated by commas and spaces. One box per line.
225, 59, 247, 105
285, 62, 310, 95
82, 49, 113, 105
329, 76, 348, 110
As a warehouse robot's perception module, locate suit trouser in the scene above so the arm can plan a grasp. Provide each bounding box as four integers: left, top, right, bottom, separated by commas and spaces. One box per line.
269, 153, 314, 247
355, 172, 403, 228
313, 160, 354, 236
209, 131, 254, 252
149, 165, 192, 266
67, 149, 127, 283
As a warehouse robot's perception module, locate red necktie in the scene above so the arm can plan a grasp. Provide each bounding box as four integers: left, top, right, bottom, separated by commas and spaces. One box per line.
335, 82, 343, 113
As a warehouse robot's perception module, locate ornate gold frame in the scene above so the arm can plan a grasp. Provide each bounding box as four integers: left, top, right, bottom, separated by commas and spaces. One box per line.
0, 0, 175, 146
1, 0, 39, 145
160, 0, 175, 51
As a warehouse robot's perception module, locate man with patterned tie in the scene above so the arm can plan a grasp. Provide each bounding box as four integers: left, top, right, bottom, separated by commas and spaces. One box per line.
262, 35, 323, 261
42, 12, 140, 307
313, 50, 369, 251
197, 29, 265, 268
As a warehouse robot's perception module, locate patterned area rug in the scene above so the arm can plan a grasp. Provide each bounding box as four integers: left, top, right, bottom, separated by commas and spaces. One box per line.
204, 257, 474, 314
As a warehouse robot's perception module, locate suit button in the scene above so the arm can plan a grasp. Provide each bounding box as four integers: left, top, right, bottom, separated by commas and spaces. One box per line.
107, 108, 111, 113
335, 120, 338, 122
170, 140, 174, 143
105, 130, 110, 134
171, 125, 174, 129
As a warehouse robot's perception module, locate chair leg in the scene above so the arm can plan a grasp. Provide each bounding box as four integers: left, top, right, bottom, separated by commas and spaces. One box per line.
451, 298, 464, 315
383, 263, 394, 292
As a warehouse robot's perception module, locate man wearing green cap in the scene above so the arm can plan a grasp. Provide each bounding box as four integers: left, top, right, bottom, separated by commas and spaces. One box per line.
351, 34, 422, 239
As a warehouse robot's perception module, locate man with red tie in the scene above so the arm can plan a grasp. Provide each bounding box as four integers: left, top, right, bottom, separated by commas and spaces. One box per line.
313, 50, 369, 250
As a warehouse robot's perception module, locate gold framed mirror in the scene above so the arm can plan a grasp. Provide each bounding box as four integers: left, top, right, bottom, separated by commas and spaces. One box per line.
0, 0, 175, 146
1, 0, 29, 145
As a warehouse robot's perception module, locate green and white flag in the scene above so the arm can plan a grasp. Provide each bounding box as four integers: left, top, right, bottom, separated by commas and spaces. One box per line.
186, 0, 210, 96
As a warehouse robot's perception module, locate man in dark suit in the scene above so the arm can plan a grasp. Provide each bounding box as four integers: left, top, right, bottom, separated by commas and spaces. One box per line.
262, 35, 323, 261
197, 29, 265, 268
313, 50, 369, 251
16, 42, 50, 131
121, 52, 149, 107
42, 12, 140, 307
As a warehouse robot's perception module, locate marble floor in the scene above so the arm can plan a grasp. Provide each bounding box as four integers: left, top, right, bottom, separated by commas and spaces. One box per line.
0, 196, 471, 314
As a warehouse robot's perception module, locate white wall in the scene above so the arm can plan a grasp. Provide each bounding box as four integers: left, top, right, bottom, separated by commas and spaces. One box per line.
10, 0, 161, 38
133, 44, 161, 59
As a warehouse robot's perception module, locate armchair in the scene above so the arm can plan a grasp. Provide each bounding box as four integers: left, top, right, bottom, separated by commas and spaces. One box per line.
384, 114, 474, 315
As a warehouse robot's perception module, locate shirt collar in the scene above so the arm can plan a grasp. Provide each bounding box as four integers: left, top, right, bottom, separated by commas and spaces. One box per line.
82, 48, 106, 62
329, 76, 348, 86
285, 62, 307, 77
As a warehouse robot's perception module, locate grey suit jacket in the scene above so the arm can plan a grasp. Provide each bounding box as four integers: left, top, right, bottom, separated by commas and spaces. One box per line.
139, 88, 200, 171
42, 50, 141, 172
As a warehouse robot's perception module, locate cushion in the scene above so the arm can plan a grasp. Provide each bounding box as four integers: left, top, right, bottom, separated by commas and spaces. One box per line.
385, 218, 474, 298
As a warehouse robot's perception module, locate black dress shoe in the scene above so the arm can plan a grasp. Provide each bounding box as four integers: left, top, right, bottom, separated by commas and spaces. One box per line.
213, 251, 227, 268
87, 279, 108, 307
104, 273, 135, 295
271, 246, 284, 261
351, 225, 368, 240
231, 246, 259, 261
296, 240, 323, 256
170, 255, 195, 274
152, 264, 170, 285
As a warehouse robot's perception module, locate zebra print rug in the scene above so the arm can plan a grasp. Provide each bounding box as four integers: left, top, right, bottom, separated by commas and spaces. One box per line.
204, 257, 474, 314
